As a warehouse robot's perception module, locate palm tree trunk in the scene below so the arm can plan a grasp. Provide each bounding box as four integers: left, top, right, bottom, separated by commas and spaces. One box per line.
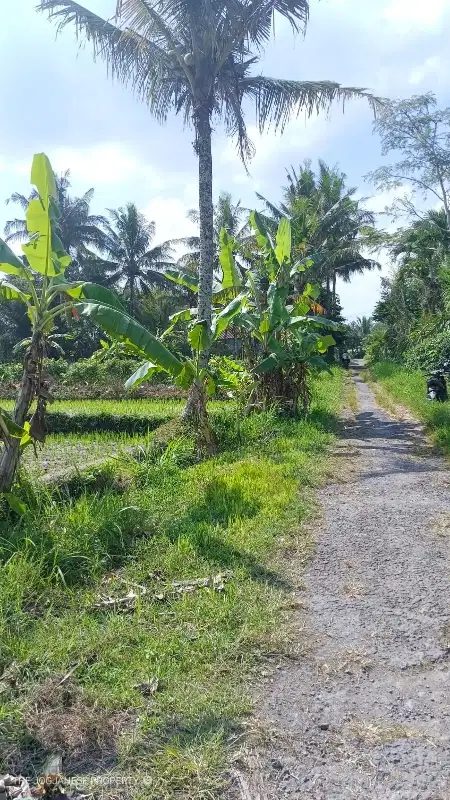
332, 271, 337, 315
0, 332, 42, 492
130, 277, 136, 317
195, 109, 214, 331
182, 106, 216, 455
437, 174, 450, 232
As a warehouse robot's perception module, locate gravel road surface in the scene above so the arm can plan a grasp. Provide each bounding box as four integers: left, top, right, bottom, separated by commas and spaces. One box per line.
240, 368, 450, 799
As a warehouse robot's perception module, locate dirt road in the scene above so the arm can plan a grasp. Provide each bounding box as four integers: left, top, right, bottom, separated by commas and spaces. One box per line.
243, 369, 450, 799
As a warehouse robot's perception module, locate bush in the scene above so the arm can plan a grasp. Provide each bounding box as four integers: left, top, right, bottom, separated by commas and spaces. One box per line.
364, 327, 389, 364
404, 329, 450, 372
0, 362, 22, 383
0, 357, 180, 400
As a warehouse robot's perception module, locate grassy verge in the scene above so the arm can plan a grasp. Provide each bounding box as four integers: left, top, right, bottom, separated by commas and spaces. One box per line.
0, 370, 345, 799
369, 361, 450, 454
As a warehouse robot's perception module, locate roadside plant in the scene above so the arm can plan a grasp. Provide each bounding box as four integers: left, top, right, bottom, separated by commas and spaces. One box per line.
230, 213, 338, 414
124, 287, 246, 454
164, 213, 339, 416
0, 154, 183, 491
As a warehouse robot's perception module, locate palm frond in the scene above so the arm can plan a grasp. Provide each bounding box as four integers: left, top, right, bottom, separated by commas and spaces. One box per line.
4, 219, 28, 242
175, 235, 200, 251
336, 257, 380, 281
38, 0, 168, 108
6, 192, 32, 210
143, 244, 175, 262
255, 192, 288, 222
244, 77, 380, 133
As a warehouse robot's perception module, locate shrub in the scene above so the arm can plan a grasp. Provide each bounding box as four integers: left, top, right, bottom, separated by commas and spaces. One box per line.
404, 329, 450, 372
0, 357, 180, 400
0, 363, 22, 383
364, 327, 389, 364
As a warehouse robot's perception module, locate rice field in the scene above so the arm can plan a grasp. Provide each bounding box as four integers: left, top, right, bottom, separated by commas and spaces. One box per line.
0, 398, 234, 480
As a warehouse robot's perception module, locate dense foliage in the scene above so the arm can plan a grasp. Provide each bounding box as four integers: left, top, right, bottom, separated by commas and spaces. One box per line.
364, 94, 450, 372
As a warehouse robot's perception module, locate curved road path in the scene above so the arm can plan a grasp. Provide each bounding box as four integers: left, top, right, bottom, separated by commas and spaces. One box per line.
248, 368, 450, 799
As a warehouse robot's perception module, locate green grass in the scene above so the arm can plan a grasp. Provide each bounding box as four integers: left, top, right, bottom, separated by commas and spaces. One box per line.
21, 432, 147, 481
370, 361, 450, 454
0, 398, 231, 436
0, 398, 228, 416
0, 372, 345, 798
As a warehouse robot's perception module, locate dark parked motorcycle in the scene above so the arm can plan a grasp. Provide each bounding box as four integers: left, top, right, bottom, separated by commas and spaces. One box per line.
426, 362, 450, 402
341, 353, 351, 370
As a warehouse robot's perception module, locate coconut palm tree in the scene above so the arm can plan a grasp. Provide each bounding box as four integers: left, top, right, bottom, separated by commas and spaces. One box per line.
99, 202, 176, 315
352, 316, 373, 337
39, 0, 377, 426
178, 191, 249, 272
258, 161, 379, 314
5, 170, 108, 275
388, 208, 450, 314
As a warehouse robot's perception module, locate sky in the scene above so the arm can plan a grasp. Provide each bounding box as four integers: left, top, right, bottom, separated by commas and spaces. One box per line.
1, 0, 450, 321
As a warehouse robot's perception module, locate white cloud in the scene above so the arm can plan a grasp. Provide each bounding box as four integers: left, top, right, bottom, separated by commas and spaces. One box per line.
409, 55, 443, 85
40, 143, 194, 196
218, 114, 331, 172
50, 144, 138, 185
383, 0, 446, 28
141, 196, 198, 246
11, 144, 144, 186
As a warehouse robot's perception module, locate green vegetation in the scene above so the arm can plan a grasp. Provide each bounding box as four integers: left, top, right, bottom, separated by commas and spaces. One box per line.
1, 398, 185, 434
0, 154, 191, 493
38, 0, 376, 443
1, 153, 346, 485
365, 94, 450, 370
257, 161, 379, 317
370, 362, 450, 454
0, 370, 344, 797
1, 4, 434, 796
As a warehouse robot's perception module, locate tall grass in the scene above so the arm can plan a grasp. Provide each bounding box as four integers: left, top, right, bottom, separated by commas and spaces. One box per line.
370, 361, 450, 453
0, 398, 229, 417
0, 370, 345, 797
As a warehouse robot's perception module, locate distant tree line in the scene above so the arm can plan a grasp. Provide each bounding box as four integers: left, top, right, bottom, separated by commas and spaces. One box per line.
364, 93, 450, 371
0, 161, 379, 363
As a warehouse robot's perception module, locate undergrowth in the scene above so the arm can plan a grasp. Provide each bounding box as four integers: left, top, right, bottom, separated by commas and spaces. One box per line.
370, 361, 450, 454
0, 370, 344, 799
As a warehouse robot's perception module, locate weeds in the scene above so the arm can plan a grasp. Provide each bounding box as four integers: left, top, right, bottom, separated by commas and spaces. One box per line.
0, 370, 345, 798
370, 362, 450, 454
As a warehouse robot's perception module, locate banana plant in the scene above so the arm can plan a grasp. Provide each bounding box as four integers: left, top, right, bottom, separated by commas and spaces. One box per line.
121, 221, 247, 398
130, 295, 244, 387
0, 154, 182, 492
164, 226, 245, 302
227, 212, 340, 415
162, 212, 339, 415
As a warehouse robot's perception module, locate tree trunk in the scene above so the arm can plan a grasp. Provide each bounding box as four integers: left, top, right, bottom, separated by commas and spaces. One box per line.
182, 106, 216, 453
437, 174, 450, 232
129, 277, 136, 317
246, 368, 305, 418
443, 200, 450, 233
0, 332, 42, 492
332, 271, 337, 315
184, 378, 216, 457
194, 108, 214, 329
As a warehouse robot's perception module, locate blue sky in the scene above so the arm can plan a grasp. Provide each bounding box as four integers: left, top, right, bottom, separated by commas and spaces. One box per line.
1, 0, 450, 320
